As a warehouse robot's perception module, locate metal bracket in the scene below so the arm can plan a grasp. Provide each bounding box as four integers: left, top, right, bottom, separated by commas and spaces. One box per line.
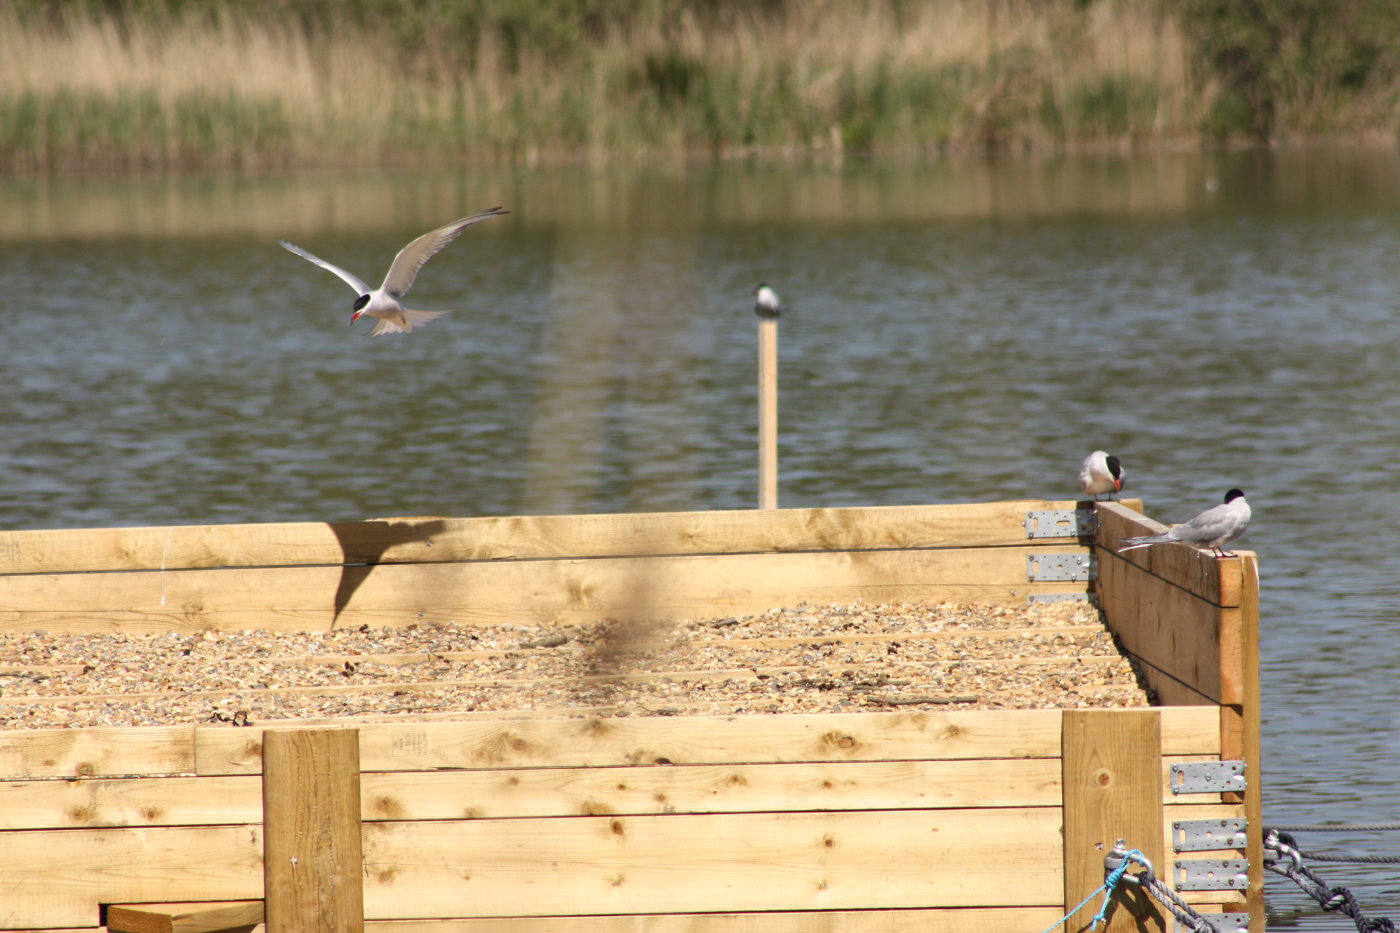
1170, 760, 1246, 795
1025, 508, 1098, 539
1174, 859, 1249, 891
1026, 553, 1097, 582
1201, 913, 1250, 932
1173, 818, 1248, 852
1028, 593, 1097, 606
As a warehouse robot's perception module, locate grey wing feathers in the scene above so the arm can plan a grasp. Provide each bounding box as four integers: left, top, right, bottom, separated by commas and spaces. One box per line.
278, 239, 370, 296
381, 207, 509, 297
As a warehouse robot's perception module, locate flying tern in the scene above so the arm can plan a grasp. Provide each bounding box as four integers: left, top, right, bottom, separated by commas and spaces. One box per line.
1078, 450, 1125, 500
279, 207, 508, 336
1117, 488, 1251, 557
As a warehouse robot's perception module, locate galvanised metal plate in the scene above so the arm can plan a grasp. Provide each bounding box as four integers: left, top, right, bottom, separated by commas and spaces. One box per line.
1173, 818, 1248, 852
1026, 552, 1097, 582
1174, 859, 1250, 891
1024, 508, 1098, 539
1170, 760, 1246, 795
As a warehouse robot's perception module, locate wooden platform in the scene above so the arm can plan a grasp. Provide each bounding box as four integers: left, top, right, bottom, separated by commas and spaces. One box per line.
0, 499, 1264, 931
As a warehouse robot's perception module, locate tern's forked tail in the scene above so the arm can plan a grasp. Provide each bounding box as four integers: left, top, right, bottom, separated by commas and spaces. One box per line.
1117, 532, 1172, 552
368, 308, 451, 337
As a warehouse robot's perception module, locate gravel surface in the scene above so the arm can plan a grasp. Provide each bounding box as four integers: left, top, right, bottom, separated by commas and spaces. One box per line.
0, 599, 1150, 729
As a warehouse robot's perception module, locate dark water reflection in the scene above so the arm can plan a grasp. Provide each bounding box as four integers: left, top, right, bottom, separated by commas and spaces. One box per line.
1, 148, 1396, 924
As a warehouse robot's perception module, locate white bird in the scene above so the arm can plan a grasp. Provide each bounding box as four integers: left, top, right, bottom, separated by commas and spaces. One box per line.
279, 207, 508, 336
753, 283, 783, 319
1079, 450, 1125, 500
1117, 489, 1251, 557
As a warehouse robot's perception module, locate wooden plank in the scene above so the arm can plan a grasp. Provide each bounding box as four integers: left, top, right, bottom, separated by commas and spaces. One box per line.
199, 709, 1065, 775
107, 900, 263, 933
0, 499, 1136, 576
0, 825, 262, 928
0, 725, 194, 780
1062, 709, 1166, 932
357, 907, 1068, 930
360, 808, 1063, 918
1116, 649, 1219, 707
262, 729, 363, 932
0, 774, 262, 829
1232, 555, 1265, 928
1095, 501, 1241, 606
0, 545, 1092, 636
1097, 546, 1233, 703
156, 908, 1072, 932
0, 756, 1220, 831
196, 707, 1222, 775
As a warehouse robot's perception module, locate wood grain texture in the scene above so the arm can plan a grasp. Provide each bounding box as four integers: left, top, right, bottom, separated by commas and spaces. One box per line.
0, 825, 262, 929
0, 544, 1092, 635
0, 756, 1224, 831
1235, 555, 1265, 928
262, 729, 363, 932
360, 808, 1063, 919
1062, 709, 1166, 932
1095, 502, 1242, 606
758, 317, 778, 510
0, 499, 1133, 575
161, 907, 1072, 932
1097, 546, 1234, 704
107, 900, 263, 933
0, 725, 194, 780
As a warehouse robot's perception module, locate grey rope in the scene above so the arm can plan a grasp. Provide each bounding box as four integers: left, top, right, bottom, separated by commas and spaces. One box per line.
1268, 823, 1400, 833
1302, 852, 1400, 865
1264, 830, 1398, 933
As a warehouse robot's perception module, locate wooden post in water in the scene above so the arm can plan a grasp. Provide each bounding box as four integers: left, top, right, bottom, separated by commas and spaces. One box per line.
262, 728, 364, 932
754, 284, 781, 510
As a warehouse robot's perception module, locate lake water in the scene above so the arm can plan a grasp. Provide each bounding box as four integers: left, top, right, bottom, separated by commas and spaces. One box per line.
1, 147, 1396, 926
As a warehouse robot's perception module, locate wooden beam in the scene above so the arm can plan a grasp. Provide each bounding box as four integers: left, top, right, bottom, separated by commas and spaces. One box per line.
1061, 709, 1166, 932
1095, 502, 1241, 606
261, 729, 363, 932
0, 756, 1221, 831
1228, 555, 1265, 928
1096, 546, 1233, 703
107, 900, 263, 933
0, 825, 262, 928
356, 907, 1069, 931
195, 707, 1222, 775
361, 808, 1062, 918
0, 725, 194, 780
0, 499, 1137, 575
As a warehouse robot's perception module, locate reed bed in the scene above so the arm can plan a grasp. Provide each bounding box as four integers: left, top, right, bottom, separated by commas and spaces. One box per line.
0, 0, 1393, 172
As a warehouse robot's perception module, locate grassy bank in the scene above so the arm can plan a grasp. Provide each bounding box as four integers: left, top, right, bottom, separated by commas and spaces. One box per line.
1, 0, 1395, 173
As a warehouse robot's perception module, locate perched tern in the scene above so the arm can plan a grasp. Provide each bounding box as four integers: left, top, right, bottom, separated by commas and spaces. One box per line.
753, 283, 783, 319
279, 207, 508, 336
1079, 450, 1124, 500
1117, 488, 1251, 557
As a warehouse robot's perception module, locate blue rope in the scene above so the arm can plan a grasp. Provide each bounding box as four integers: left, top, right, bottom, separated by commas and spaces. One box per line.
1040, 848, 1146, 933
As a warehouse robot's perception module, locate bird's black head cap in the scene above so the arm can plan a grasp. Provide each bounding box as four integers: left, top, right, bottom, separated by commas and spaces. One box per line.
1105, 454, 1122, 479
353, 294, 371, 312
1223, 488, 1245, 503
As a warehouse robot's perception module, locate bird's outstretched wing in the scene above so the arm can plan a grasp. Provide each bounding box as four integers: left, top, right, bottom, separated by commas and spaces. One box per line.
279, 239, 370, 296
381, 207, 509, 298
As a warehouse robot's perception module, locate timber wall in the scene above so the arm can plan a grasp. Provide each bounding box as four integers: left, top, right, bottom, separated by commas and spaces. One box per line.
0, 499, 1263, 932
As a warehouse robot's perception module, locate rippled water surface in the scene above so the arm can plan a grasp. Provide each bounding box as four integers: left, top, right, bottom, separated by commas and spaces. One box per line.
1, 148, 1396, 925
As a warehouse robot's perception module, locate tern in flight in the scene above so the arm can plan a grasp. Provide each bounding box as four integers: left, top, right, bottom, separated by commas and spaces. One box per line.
279, 207, 508, 336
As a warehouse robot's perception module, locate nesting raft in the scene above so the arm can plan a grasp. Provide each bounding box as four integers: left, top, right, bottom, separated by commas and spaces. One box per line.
0, 499, 1264, 932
